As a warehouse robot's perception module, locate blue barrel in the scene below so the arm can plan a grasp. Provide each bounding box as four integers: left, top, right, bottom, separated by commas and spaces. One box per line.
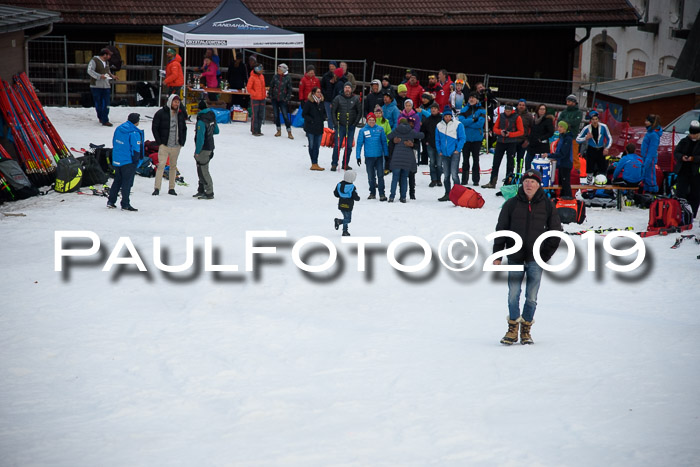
532, 158, 552, 187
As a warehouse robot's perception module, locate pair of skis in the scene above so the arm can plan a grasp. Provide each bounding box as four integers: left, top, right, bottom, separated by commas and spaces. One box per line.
566, 226, 634, 236
77, 184, 110, 197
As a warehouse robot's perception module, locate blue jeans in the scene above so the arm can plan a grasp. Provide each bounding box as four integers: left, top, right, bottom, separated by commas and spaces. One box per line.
426, 145, 442, 181
507, 261, 543, 322
272, 99, 291, 130
332, 124, 356, 168
341, 210, 352, 231
390, 168, 409, 199
324, 101, 335, 130
365, 157, 385, 196
441, 153, 461, 195
91, 87, 110, 124
108, 163, 136, 208
306, 132, 322, 164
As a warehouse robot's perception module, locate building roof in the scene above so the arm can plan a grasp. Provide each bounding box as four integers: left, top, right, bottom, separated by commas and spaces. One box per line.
0, 4, 62, 34
0, 1, 640, 29
585, 74, 700, 104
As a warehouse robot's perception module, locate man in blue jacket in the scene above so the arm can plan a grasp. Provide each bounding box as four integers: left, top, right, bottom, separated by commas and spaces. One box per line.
459, 92, 486, 186
356, 112, 389, 201
108, 113, 143, 211
436, 106, 466, 201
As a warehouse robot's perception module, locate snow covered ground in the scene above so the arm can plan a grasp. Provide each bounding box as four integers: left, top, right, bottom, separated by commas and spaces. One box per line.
1, 106, 699, 466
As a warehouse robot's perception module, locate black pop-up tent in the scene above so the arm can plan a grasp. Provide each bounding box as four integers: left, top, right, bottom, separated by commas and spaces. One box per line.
160, 0, 305, 99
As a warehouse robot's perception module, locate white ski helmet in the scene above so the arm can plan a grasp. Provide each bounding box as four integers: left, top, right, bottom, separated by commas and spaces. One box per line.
594, 174, 607, 185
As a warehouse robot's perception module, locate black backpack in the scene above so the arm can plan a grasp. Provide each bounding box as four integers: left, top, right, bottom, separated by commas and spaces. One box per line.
92, 146, 114, 176
0, 158, 39, 200
54, 156, 83, 193
78, 153, 108, 185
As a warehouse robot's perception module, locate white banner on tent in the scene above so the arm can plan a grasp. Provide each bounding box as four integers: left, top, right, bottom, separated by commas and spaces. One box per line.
163, 27, 304, 48
163, 28, 304, 48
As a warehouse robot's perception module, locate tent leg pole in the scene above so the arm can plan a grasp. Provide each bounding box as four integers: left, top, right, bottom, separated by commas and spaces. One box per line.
159, 37, 164, 105
274, 48, 278, 73
184, 45, 188, 104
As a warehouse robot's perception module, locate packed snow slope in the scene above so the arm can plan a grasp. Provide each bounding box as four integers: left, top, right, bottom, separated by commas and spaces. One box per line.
1, 106, 699, 466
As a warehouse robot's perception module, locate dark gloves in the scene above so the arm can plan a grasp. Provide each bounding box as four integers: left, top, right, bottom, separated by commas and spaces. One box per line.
357, 158, 361, 167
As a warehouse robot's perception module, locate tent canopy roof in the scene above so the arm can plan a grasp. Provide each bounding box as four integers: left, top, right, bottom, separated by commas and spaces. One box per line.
162, 0, 303, 48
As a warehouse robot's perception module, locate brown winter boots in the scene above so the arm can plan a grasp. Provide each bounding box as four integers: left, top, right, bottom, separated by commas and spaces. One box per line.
288, 130, 294, 139
275, 129, 282, 137
519, 319, 534, 345
310, 164, 325, 171
500, 319, 519, 345
500, 317, 535, 345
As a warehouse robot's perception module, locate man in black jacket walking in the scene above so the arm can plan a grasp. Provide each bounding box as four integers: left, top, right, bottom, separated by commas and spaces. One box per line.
330, 82, 362, 171
493, 169, 562, 345
151, 94, 187, 196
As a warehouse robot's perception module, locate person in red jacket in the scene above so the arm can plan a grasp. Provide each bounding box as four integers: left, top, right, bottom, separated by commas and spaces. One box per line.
162, 48, 184, 96
405, 75, 424, 105
483, 104, 524, 188
434, 69, 453, 111
299, 65, 320, 103
248, 65, 266, 136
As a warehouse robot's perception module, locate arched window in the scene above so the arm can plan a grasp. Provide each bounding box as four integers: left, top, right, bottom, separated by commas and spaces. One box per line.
590, 32, 617, 82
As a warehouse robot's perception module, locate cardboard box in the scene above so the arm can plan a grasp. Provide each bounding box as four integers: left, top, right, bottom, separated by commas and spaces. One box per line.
232, 110, 248, 122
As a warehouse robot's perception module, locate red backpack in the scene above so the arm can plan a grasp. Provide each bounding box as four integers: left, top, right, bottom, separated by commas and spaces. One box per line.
647, 198, 693, 231
449, 185, 485, 208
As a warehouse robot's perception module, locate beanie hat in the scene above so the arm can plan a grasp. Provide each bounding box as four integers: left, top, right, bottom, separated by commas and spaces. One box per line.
430, 102, 440, 110
278, 63, 288, 74
382, 74, 390, 81
366, 112, 376, 120
504, 104, 514, 111
167, 48, 176, 55
421, 92, 432, 101
398, 117, 409, 125
518, 98, 526, 103
343, 170, 357, 183
371, 79, 381, 86
374, 105, 383, 112
468, 91, 479, 99
306, 64, 315, 72
397, 84, 407, 93
330, 60, 338, 67
198, 99, 208, 110
588, 110, 599, 118
521, 169, 542, 185
558, 120, 568, 132
127, 113, 140, 124
334, 68, 344, 79
405, 68, 413, 75
344, 82, 353, 89
689, 120, 700, 134
442, 106, 452, 118
404, 98, 413, 108
566, 94, 577, 103
383, 92, 393, 100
